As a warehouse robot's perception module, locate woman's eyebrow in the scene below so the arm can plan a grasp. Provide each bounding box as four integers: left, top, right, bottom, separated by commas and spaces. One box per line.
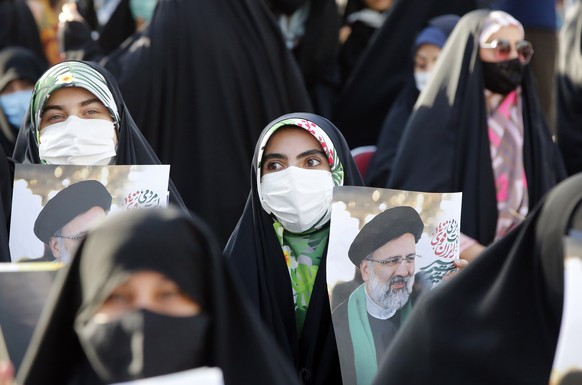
41, 104, 64, 117
41, 98, 103, 116
296, 149, 326, 159
262, 152, 287, 161
80, 98, 102, 107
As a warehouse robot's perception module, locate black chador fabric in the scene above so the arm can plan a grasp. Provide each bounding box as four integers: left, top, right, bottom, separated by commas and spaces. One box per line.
0, 1, 47, 64
0, 144, 13, 262
11, 60, 186, 210
333, 0, 477, 149
267, 0, 340, 117
556, 1, 582, 176
0, 46, 47, 156
17, 207, 301, 385
372, 172, 582, 385
387, 10, 566, 247
337, 0, 386, 88
102, 0, 312, 248
365, 77, 418, 186
366, 14, 459, 187
224, 113, 363, 385
73, 0, 136, 56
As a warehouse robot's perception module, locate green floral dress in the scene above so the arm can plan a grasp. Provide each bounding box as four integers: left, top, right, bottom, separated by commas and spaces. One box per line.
274, 221, 330, 334
258, 117, 345, 334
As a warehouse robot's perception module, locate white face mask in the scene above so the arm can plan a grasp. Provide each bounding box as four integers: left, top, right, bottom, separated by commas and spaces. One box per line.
260, 167, 334, 234
414, 71, 431, 92
39, 116, 117, 165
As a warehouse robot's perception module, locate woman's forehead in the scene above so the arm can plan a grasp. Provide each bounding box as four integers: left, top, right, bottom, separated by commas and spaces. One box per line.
44, 86, 100, 105
485, 25, 524, 42
264, 126, 322, 153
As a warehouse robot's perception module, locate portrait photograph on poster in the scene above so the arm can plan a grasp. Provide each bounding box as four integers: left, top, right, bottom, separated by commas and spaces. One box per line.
549, 234, 582, 385
327, 185, 462, 385
9, 164, 170, 263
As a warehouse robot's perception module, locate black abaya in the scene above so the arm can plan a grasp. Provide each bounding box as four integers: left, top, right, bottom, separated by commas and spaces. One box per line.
224, 112, 363, 385
333, 0, 477, 149
102, 0, 313, 248
0, 1, 47, 64
387, 10, 566, 247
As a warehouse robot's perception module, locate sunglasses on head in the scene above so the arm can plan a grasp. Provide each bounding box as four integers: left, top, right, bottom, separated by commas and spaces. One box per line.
480, 39, 534, 64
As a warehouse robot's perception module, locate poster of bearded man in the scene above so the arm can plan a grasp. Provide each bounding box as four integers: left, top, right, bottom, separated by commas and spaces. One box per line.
327, 186, 462, 385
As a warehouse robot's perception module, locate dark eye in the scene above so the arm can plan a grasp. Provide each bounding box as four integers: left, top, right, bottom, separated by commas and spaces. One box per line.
158, 289, 180, 301
266, 161, 284, 171
385, 257, 401, 266
104, 291, 130, 305
306, 157, 322, 167
44, 112, 65, 123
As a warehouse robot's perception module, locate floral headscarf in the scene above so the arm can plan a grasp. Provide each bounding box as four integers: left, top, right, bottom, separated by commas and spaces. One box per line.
254, 115, 346, 333
29, 61, 120, 143
256, 116, 344, 198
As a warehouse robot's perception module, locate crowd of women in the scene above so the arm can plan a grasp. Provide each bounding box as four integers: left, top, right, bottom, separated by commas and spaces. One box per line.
0, 0, 581, 384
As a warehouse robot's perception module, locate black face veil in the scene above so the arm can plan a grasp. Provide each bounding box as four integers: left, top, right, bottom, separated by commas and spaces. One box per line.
18, 207, 301, 385
386, 9, 566, 246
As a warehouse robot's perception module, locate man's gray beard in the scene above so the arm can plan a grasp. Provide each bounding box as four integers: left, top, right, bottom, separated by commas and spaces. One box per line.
55, 237, 71, 263
367, 264, 413, 312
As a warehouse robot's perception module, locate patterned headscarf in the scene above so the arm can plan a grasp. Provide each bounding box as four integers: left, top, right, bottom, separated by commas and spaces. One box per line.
29, 61, 120, 143
256, 116, 345, 200
254, 116, 346, 333
479, 10, 524, 45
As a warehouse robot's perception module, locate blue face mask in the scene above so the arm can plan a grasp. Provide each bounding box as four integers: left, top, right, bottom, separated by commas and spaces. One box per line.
129, 0, 158, 23
0, 89, 33, 128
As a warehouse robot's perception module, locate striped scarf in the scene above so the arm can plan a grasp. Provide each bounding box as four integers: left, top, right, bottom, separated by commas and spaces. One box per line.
30, 61, 120, 143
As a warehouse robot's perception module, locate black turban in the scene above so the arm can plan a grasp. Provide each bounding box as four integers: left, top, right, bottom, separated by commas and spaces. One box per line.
34, 180, 112, 243
348, 206, 424, 266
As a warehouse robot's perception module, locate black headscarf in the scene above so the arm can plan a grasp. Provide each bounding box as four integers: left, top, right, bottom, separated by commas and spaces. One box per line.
387, 9, 566, 247
0, 46, 47, 155
224, 112, 363, 385
0, 1, 47, 63
333, 0, 477, 149
17, 207, 301, 385
101, 0, 312, 248
556, 0, 582, 176
0, 46, 46, 94
371, 172, 582, 385
11, 59, 186, 209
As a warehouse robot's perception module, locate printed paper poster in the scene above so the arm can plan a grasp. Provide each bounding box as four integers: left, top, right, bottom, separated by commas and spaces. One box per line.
327, 186, 462, 385
9, 164, 170, 262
